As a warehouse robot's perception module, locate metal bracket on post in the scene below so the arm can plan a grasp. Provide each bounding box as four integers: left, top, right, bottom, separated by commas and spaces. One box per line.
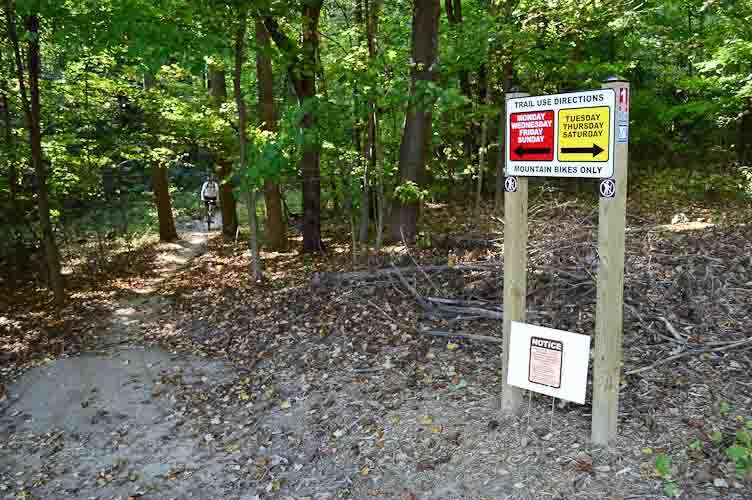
501, 91, 530, 415
591, 76, 629, 446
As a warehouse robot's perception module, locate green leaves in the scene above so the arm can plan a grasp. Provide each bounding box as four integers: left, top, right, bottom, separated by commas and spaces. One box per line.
726, 427, 752, 476
655, 453, 671, 478
394, 181, 428, 204
655, 454, 681, 498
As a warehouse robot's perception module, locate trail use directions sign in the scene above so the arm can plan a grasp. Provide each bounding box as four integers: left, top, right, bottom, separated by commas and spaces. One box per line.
506, 89, 615, 178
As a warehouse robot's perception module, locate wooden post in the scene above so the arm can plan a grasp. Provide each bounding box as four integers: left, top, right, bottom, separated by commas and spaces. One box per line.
592, 77, 629, 445
501, 91, 530, 415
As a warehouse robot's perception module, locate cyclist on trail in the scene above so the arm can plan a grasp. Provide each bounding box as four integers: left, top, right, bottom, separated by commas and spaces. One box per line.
200, 175, 219, 219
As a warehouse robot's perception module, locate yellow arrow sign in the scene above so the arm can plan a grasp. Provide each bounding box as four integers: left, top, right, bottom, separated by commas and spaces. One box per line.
558, 106, 610, 162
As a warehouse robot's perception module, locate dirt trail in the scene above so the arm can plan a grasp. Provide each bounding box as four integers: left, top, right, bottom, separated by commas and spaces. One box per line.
0, 220, 519, 500
0, 225, 259, 500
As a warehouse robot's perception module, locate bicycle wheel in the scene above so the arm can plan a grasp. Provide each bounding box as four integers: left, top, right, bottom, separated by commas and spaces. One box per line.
206, 203, 212, 232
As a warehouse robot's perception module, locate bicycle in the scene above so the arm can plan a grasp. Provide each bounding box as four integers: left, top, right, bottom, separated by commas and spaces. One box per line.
204, 198, 217, 232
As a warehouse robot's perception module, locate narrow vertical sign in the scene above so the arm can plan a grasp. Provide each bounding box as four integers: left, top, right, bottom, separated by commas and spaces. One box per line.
617, 88, 629, 144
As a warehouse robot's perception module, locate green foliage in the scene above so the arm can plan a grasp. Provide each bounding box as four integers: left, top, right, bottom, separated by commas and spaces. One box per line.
394, 181, 428, 204
654, 453, 681, 497
2, 0, 751, 267
655, 453, 671, 478
725, 421, 752, 476
720, 401, 735, 416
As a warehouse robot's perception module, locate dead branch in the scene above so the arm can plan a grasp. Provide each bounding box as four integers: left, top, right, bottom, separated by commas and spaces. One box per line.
426, 297, 500, 309
391, 264, 432, 311
625, 336, 752, 375
367, 300, 502, 344
401, 227, 440, 294
311, 261, 500, 288
427, 304, 503, 320
658, 316, 687, 341
418, 329, 502, 344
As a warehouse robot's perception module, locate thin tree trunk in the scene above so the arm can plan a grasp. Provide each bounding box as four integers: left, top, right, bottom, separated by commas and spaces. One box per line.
235, 12, 261, 280
350, 106, 361, 264
342, 158, 358, 269
494, 61, 513, 214
474, 65, 489, 223
358, 126, 370, 246
1, 48, 20, 289
475, 95, 489, 222
358, 0, 371, 249
390, 0, 440, 243
208, 65, 238, 240
255, 19, 287, 251
142, 74, 178, 242
368, 0, 385, 255
445, 0, 474, 166
374, 109, 385, 254
5, 5, 64, 304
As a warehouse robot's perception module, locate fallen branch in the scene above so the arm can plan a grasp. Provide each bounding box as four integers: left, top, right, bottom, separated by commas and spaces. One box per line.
367, 300, 502, 344
418, 329, 502, 344
428, 304, 503, 320
311, 261, 500, 288
658, 316, 687, 341
625, 336, 752, 375
392, 264, 432, 311
352, 367, 384, 374
426, 297, 501, 309
401, 227, 440, 294
367, 299, 418, 333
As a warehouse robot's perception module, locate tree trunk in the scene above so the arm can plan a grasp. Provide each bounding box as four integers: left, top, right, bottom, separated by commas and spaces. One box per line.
28, 14, 64, 304
368, 0, 385, 255
235, 12, 262, 280
255, 18, 287, 251
262, 2, 325, 253
5, 6, 65, 305
208, 65, 238, 240
358, 0, 371, 249
390, 0, 440, 243
359, 0, 382, 258
739, 106, 752, 165
474, 65, 489, 224
445, 0, 474, 166
151, 165, 177, 241
1, 48, 22, 290
494, 61, 513, 214
142, 74, 178, 242
299, 2, 324, 252
359, 127, 371, 246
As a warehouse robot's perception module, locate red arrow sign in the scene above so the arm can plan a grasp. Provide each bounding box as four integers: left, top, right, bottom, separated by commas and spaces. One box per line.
510, 110, 554, 161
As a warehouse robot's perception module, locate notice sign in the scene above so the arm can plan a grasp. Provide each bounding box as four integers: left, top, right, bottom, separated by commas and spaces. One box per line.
529, 337, 563, 388
507, 322, 592, 404
510, 111, 554, 161
506, 89, 615, 178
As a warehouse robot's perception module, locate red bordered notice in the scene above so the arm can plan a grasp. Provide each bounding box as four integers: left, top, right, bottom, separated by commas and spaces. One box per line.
528, 336, 563, 388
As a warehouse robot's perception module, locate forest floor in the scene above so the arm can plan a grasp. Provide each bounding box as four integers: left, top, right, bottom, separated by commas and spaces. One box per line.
1, 197, 751, 500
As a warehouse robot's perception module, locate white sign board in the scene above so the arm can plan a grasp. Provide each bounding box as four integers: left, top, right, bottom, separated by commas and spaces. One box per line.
507, 321, 591, 404
505, 89, 615, 178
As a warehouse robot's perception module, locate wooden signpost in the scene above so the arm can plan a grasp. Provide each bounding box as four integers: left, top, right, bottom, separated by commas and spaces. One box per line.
501, 77, 630, 446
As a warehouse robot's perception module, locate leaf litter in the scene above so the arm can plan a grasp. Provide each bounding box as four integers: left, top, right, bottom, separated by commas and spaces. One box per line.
1, 202, 751, 499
